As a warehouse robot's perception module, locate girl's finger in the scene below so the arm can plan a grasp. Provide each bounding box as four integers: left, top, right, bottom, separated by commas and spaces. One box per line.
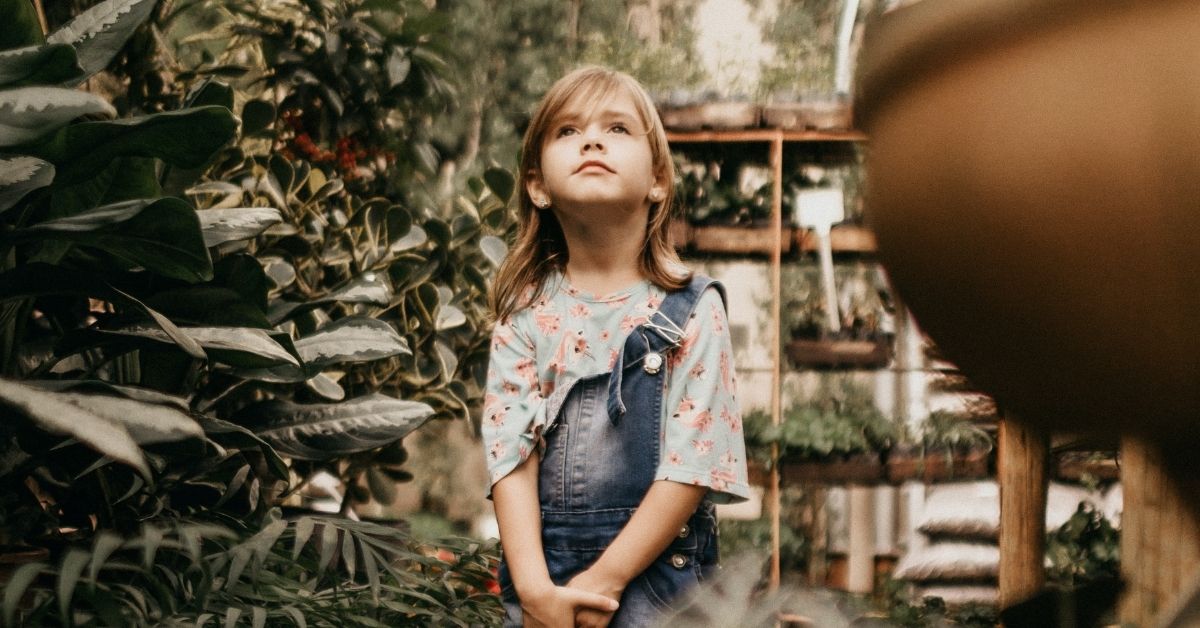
566, 588, 619, 612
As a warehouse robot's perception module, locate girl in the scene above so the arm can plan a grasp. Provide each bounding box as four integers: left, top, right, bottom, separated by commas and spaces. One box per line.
483, 66, 749, 628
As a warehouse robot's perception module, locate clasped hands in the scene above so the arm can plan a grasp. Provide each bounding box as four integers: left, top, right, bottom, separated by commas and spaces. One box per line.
520, 568, 625, 628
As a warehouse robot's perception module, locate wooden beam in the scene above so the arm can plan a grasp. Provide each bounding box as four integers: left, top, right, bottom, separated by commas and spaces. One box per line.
768, 131, 784, 592
1118, 436, 1200, 626
997, 416, 1049, 610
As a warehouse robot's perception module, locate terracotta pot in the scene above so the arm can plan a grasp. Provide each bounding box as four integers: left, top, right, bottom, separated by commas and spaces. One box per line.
857, 0, 1200, 438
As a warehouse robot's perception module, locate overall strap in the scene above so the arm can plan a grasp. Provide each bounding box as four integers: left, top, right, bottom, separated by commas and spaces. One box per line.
606, 275, 727, 424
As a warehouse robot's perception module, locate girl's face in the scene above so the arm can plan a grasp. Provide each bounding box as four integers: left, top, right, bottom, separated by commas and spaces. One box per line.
528, 88, 666, 220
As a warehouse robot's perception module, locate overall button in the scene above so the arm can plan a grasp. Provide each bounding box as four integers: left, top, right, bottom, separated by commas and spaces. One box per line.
670, 554, 688, 569
643, 352, 664, 374
678, 524, 690, 538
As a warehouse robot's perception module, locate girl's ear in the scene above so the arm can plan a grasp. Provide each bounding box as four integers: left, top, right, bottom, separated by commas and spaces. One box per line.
647, 168, 668, 203
526, 170, 550, 208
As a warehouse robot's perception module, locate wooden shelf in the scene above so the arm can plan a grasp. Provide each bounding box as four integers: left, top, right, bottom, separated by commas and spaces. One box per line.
674, 222, 878, 256
688, 224, 793, 255
795, 224, 878, 254
667, 129, 867, 143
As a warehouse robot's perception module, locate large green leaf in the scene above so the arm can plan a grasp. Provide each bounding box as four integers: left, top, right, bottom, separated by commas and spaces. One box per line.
45, 0, 158, 86
92, 325, 300, 369
194, 416, 288, 479
0, 377, 149, 478
144, 285, 271, 329
0, 86, 115, 146
267, 273, 392, 323
28, 106, 237, 184
18, 197, 214, 283
24, 381, 202, 444
293, 316, 410, 370
0, 0, 45, 49
0, 262, 205, 358
197, 207, 283, 247
0, 155, 54, 213
235, 393, 435, 460
0, 44, 82, 88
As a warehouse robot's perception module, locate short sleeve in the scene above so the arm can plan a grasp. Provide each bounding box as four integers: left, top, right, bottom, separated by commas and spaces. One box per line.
656, 287, 751, 503
481, 313, 548, 489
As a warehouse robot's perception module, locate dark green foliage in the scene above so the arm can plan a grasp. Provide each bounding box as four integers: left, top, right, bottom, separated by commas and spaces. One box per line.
0, 0, 504, 624
1046, 502, 1120, 588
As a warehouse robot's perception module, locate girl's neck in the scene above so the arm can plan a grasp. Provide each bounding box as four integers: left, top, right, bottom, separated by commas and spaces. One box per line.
556, 207, 647, 296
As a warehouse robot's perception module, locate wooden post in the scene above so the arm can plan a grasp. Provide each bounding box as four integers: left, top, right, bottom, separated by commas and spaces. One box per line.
768, 131, 785, 592
1118, 435, 1200, 626
997, 416, 1049, 610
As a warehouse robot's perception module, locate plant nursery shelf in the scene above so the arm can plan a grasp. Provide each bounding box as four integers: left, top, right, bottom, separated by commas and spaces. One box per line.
666, 129, 867, 144
785, 337, 893, 370
884, 448, 992, 484
675, 223, 878, 256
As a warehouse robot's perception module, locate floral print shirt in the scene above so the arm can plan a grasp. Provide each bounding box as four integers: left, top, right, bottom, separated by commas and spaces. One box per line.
482, 273, 750, 504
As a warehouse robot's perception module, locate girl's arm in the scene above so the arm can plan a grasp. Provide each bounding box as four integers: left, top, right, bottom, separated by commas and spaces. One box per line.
494, 442, 620, 627
567, 479, 707, 601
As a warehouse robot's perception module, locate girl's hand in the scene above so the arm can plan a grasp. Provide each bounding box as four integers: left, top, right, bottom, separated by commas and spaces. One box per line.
520, 581, 619, 628
566, 570, 625, 628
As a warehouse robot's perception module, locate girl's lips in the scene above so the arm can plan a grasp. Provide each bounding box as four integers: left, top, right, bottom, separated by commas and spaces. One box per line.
575, 161, 613, 173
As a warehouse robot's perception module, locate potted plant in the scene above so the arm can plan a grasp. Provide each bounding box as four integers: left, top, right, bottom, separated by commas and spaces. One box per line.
782, 262, 894, 369
745, 380, 899, 484
885, 410, 995, 484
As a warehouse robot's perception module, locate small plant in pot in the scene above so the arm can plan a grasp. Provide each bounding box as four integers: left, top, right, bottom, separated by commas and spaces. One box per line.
745, 378, 900, 483
886, 410, 995, 484
781, 262, 894, 370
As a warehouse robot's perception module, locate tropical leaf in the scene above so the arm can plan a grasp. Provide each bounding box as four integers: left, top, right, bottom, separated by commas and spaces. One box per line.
25, 106, 237, 185
197, 207, 283, 247
293, 316, 410, 370
98, 325, 300, 369
0, 155, 54, 213
305, 373, 345, 401
0, 378, 149, 478
267, 274, 392, 323
0, 86, 115, 146
45, 0, 158, 86
235, 393, 435, 460
0, 0, 45, 49
17, 197, 213, 283
0, 262, 205, 358
0, 44, 82, 88
14, 380, 200, 445
28, 379, 189, 411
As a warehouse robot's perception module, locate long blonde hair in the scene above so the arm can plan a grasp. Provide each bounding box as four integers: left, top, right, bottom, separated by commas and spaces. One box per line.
490, 66, 690, 322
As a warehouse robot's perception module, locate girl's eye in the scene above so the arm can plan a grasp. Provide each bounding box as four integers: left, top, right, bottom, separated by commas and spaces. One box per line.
556, 127, 577, 138
610, 124, 629, 134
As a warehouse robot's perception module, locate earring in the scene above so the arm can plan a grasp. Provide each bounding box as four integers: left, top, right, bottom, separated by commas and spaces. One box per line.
649, 190, 665, 203
535, 197, 550, 208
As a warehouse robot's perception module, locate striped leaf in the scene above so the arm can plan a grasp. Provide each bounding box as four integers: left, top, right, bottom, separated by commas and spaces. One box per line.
98, 325, 299, 369
0, 155, 54, 213
0, 86, 115, 146
236, 393, 434, 460
0, 378, 149, 478
0, 43, 81, 88
46, 0, 157, 86
293, 316, 410, 370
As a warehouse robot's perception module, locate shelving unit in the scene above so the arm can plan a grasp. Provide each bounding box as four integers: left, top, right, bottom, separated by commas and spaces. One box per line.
667, 127, 869, 591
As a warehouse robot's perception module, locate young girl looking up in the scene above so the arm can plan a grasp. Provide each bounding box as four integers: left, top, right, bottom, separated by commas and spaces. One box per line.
483, 66, 750, 628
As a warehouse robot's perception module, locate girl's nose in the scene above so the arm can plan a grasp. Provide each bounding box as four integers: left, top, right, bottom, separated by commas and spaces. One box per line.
582, 129, 605, 152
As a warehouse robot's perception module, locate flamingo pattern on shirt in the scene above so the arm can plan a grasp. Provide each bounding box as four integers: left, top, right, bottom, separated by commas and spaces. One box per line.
481, 273, 750, 504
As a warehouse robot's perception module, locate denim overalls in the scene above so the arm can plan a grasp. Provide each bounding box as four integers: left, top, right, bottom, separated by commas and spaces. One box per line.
499, 276, 724, 627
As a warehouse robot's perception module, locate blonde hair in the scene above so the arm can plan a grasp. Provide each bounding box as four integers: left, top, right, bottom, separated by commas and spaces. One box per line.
490, 66, 690, 321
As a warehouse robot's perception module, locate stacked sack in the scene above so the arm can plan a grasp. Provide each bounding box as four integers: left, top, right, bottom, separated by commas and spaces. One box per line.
893, 481, 1122, 607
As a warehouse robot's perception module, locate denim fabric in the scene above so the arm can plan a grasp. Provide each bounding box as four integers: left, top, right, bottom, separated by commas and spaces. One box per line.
499, 277, 722, 627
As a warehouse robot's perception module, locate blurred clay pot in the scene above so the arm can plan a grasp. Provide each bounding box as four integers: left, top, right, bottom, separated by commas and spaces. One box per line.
857, 0, 1200, 438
